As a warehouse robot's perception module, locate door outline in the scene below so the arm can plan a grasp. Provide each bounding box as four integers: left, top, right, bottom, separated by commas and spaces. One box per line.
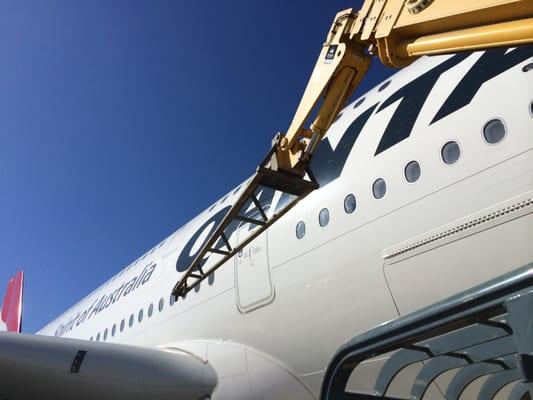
234, 226, 275, 313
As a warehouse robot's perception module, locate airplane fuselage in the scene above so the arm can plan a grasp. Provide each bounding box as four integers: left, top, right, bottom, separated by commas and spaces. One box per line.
38, 46, 533, 399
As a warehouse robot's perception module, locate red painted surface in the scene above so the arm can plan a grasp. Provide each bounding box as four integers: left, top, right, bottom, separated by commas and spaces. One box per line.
1, 271, 24, 332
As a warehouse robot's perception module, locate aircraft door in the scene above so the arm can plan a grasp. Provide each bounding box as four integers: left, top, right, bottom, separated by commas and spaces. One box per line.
234, 227, 275, 313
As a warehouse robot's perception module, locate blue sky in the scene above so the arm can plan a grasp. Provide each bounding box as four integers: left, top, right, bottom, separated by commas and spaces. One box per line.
0, 0, 394, 333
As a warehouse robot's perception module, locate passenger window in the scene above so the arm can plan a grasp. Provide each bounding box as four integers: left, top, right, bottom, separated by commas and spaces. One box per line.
138, 309, 143, 323
344, 194, 356, 214
129, 314, 134, 327
120, 319, 125, 332
404, 161, 421, 183
353, 97, 365, 109
441, 141, 460, 165
148, 303, 154, 318
103, 329, 108, 341
96, 333, 100, 341
158, 298, 164, 312
296, 221, 306, 239
483, 119, 506, 144
319, 208, 330, 227
378, 80, 390, 92
112, 324, 116, 337
169, 295, 175, 306
372, 178, 387, 199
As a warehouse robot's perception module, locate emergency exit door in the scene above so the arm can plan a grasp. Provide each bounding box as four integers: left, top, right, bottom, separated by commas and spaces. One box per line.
235, 228, 275, 313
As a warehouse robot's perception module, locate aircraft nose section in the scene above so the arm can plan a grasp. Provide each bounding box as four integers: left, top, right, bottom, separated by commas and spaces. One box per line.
142, 350, 218, 399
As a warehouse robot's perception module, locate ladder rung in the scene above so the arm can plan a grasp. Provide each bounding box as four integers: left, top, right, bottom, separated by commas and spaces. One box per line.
250, 192, 268, 222
209, 248, 230, 256
234, 215, 267, 226
220, 232, 232, 252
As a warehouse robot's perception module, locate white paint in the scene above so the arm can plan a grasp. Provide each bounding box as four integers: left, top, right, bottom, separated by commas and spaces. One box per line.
0, 310, 6, 332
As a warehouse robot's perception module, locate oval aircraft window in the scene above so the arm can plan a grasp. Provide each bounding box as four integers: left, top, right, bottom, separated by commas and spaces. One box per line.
404, 161, 421, 183
441, 141, 461, 165
372, 178, 387, 199
344, 194, 356, 214
120, 319, 125, 332
378, 80, 390, 92
319, 208, 330, 227
483, 119, 506, 144
148, 303, 154, 317
353, 97, 365, 109
103, 329, 108, 341
129, 314, 134, 327
138, 309, 143, 323
96, 333, 101, 341
158, 297, 164, 312
296, 221, 306, 239
112, 324, 116, 337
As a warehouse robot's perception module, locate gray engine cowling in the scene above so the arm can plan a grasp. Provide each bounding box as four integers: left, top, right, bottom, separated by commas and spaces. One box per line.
0, 332, 217, 400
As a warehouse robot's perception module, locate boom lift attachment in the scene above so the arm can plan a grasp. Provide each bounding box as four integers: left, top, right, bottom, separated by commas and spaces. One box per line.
172, 0, 533, 299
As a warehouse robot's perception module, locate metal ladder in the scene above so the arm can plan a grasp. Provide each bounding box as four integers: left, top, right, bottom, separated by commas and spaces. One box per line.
320, 263, 533, 400
171, 148, 318, 299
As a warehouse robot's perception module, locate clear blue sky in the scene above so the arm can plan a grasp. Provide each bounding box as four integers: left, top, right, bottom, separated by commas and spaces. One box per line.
0, 0, 394, 333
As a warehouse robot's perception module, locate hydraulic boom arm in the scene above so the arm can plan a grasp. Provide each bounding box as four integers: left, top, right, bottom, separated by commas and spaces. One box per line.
172, 0, 533, 299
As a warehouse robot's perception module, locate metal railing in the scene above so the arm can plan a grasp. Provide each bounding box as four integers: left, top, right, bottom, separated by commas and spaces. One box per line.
320, 263, 533, 400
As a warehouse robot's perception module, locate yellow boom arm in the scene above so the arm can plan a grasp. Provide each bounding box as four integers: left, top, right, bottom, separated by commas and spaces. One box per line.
275, 0, 533, 176
172, 0, 533, 299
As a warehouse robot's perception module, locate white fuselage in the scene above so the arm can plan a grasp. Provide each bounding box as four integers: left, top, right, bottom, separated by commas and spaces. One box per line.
37, 47, 533, 399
